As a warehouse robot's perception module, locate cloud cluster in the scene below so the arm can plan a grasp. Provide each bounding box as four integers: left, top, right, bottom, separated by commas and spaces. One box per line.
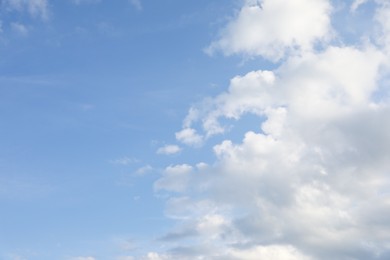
151, 0, 390, 259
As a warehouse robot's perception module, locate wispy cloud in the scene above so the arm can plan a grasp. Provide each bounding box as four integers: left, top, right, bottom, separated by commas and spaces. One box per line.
129, 0, 142, 11
134, 165, 153, 175
69, 257, 96, 260
109, 156, 138, 166
157, 144, 181, 155
10, 22, 28, 36
70, 0, 101, 5
351, 0, 368, 11
3, 0, 50, 20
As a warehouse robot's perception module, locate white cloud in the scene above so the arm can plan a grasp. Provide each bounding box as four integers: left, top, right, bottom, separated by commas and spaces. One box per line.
4, 0, 49, 20
206, 0, 333, 61
157, 144, 181, 155
152, 1, 390, 259
129, 0, 142, 11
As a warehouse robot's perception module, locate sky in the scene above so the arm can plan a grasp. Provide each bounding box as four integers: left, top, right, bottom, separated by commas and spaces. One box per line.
0, 0, 390, 259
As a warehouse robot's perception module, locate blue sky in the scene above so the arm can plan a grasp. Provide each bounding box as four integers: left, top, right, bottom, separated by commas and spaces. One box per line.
1, 0, 390, 259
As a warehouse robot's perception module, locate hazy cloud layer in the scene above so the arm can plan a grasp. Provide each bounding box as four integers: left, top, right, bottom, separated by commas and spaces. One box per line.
157, 145, 181, 155
3, 0, 49, 19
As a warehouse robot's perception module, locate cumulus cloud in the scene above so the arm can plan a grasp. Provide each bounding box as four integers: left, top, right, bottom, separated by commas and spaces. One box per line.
3, 0, 49, 20
152, 1, 390, 259
206, 0, 332, 61
157, 145, 181, 155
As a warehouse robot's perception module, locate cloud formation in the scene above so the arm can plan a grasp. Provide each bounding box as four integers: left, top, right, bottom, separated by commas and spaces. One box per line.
152, 0, 390, 259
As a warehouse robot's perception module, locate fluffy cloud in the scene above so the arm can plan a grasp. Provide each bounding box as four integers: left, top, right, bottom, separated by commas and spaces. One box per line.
206, 0, 332, 61
3, 0, 49, 20
153, 1, 390, 259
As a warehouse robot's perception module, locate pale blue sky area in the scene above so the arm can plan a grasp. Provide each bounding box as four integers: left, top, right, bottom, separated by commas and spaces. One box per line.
1, 0, 389, 259
0, 1, 262, 258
